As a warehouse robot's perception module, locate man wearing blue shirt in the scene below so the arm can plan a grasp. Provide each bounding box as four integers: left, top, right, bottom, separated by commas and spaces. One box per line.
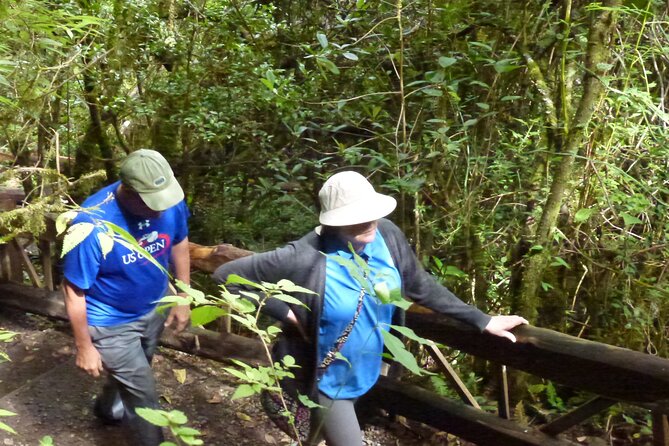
62, 149, 191, 445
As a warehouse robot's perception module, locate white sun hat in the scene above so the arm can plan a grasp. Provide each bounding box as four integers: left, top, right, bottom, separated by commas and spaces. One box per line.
318, 171, 397, 226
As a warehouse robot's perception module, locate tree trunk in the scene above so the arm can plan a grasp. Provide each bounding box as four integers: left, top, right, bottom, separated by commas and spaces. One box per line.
77, 69, 115, 181
515, 0, 621, 322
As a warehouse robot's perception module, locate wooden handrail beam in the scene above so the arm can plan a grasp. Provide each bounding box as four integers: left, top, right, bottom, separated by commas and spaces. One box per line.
366, 376, 577, 446
405, 311, 669, 412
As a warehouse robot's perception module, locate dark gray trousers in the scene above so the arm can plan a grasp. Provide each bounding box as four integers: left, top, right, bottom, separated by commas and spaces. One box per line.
89, 309, 166, 446
307, 392, 363, 446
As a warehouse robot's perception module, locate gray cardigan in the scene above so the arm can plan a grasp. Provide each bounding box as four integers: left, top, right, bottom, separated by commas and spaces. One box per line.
212, 218, 491, 396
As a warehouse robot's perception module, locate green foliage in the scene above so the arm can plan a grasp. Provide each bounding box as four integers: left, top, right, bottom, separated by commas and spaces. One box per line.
39, 436, 55, 446
527, 380, 565, 412
0, 329, 17, 363
135, 408, 203, 446
57, 208, 168, 276
1, 0, 668, 438
0, 409, 17, 435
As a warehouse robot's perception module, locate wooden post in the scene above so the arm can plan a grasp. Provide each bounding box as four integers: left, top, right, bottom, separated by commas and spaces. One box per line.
653, 411, 669, 446
38, 238, 55, 291
2, 239, 24, 283
427, 344, 480, 408
0, 244, 10, 282
498, 364, 511, 419
12, 238, 43, 288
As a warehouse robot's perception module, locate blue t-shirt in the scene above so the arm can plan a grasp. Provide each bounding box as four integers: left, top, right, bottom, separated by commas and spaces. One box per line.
63, 181, 189, 326
318, 230, 402, 399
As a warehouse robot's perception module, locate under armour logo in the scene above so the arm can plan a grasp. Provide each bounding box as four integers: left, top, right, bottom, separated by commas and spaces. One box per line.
138, 220, 151, 230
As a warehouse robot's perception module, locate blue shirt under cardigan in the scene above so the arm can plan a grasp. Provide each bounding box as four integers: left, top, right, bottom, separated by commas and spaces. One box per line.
318, 230, 402, 399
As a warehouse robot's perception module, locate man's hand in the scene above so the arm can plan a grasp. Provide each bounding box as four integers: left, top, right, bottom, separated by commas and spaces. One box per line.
76, 344, 104, 377
483, 315, 529, 343
165, 303, 191, 333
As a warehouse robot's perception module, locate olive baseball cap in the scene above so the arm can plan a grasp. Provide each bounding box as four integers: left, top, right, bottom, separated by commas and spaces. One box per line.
119, 149, 184, 211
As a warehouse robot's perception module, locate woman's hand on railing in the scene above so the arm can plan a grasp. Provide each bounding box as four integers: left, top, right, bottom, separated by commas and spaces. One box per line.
483, 315, 529, 343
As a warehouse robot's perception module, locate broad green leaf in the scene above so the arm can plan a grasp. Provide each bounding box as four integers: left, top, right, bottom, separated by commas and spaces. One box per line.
423, 88, 443, 97
374, 282, 390, 303
231, 384, 257, 400
97, 232, 114, 258
229, 313, 255, 329
158, 295, 191, 305
158, 442, 178, 446
273, 293, 309, 308
239, 290, 260, 302
550, 256, 571, 269
231, 298, 256, 314
343, 52, 358, 61
276, 279, 317, 295
0, 421, 15, 434
297, 393, 322, 409
328, 255, 369, 292
266, 325, 282, 336
166, 410, 188, 425
225, 274, 263, 289
438, 56, 457, 68
442, 265, 467, 278
351, 249, 368, 273
223, 367, 250, 381
316, 32, 328, 49
106, 223, 166, 274
380, 330, 425, 375
179, 436, 203, 446
0, 332, 16, 342
389, 325, 437, 346
173, 427, 201, 437
334, 351, 351, 367
493, 59, 522, 73
391, 297, 412, 310
175, 281, 207, 304
61, 222, 95, 257
282, 355, 296, 367
39, 436, 54, 446
135, 408, 170, 427
190, 306, 226, 326
574, 208, 595, 223
621, 212, 643, 226
56, 210, 78, 235
317, 56, 340, 74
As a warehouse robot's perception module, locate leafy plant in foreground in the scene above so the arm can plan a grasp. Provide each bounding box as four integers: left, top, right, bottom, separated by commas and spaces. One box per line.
135, 408, 203, 446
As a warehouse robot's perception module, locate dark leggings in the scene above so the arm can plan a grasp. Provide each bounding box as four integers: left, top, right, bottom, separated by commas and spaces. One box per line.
307, 392, 363, 446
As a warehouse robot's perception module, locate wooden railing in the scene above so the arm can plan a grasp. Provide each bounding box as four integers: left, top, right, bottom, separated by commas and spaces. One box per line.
363, 312, 669, 446
0, 222, 667, 446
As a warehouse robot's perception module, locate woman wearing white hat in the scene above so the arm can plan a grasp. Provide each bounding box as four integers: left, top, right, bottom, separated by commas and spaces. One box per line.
213, 171, 527, 445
